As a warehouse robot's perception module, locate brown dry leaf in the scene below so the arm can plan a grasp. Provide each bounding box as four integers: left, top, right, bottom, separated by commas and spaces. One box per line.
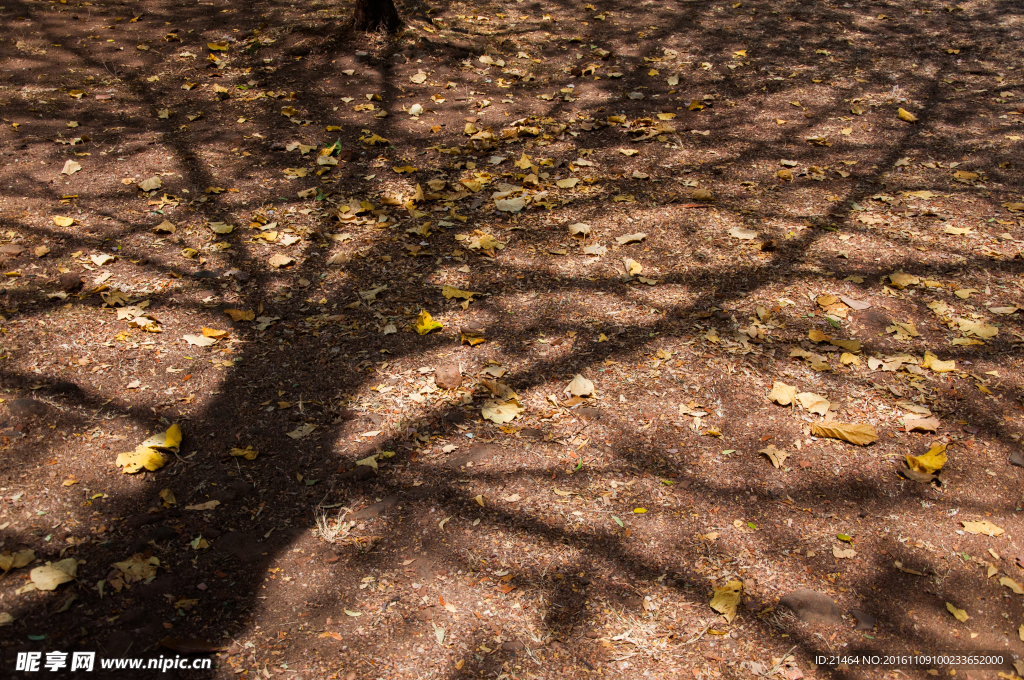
153, 220, 176, 234
768, 381, 797, 406
481, 400, 524, 424
796, 392, 830, 415
833, 545, 857, 559
808, 329, 831, 343
28, 559, 78, 591
692, 188, 714, 201
615, 232, 647, 245
962, 520, 1004, 537
224, 308, 255, 322
904, 416, 940, 433
114, 553, 160, 583
185, 500, 221, 511
138, 176, 162, 192
710, 580, 742, 623
759, 445, 788, 468
268, 254, 294, 268
0, 549, 35, 573
60, 160, 82, 176
810, 422, 877, 446
623, 258, 643, 276
728, 226, 757, 240
565, 374, 595, 397
958, 319, 998, 339
888, 272, 920, 289
34, 246, 50, 258
1000, 576, 1024, 595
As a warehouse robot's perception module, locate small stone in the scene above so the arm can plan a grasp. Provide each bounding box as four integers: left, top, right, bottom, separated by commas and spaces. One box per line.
58, 271, 84, 292
501, 640, 524, 651
7, 398, 48, 420
852, 609, 876, 631
1010, 451, 1024, 468
0, 244, 25, 256
778, 589, 842, 626
434, 363, 462, 390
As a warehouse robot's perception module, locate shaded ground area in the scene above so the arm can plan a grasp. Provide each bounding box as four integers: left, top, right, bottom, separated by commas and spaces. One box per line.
1, 0, 1024, 678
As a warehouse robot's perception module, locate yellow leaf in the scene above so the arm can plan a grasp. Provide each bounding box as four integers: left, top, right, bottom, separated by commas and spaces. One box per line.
230, 446, 259, 461
474, 495, 485, 507
810, 422, 877, 446
898, 107, 918, 123
441, 285, 480, 302
888, 272, 920, 289
159, 488, 176, 507
415, 310, 442, 335
116, 446, 168, 474
906, 442, 947, 475
633, 507, 647, 514
710, 580, 743, 623
623, 258, 642, 276
921, 351, 955, 373
808, 329, 831, 343
52, 215, 75, 227
566, 374, 595, 397
207, 41, 229, 51
461, 332, 485, 346
946, 602, 969, 622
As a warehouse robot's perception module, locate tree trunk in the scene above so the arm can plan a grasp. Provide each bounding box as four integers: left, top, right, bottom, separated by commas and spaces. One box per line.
354, 0, 402, 33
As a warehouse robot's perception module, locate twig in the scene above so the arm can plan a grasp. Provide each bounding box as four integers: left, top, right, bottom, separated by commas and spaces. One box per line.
762, 644, 799, 677
682, 619, 714, 645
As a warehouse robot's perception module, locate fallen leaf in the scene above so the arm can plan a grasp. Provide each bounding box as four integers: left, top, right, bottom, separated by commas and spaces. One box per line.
159, 489, 176, 507
114, 553, 160, 582
268, 254, 294, 268
415, 310, 443, 335
1000, 576, 1024, 595
946, 602, 969, 622
29, 559, 78, 591
691, 189, 714, 201
768, 381, 797, 406
0, 549, 35, 573
728, 226, 757, 240
796, 392, 830, 415
52, 215, 75, 227
810, 423, 877, 446
116, 446, 168, 473
615, 232, 647, 245
286, 423, 316, 440
898, 107, 918, 123
888, 272, 920, 289
921, 351, 955, 372
60, 160, 82, 175
356, 454, 379, 470
568, 223, 592, 237
224, 308, 255, 322
623, 258, 642, 276
904, 416, 940, 433
566, 374, 595, 397
183, 334, 217, 347
482, 399, 524, 424
582, 243, 607, 256
230, 446, 258, 461
138, 176, 161, 192
962, 520, 1004, 537
710, 580, 742, 623
184, 500, 221, 511
833, 545, 857, 559
759, 445, 789, 468
474, 494, 485, 507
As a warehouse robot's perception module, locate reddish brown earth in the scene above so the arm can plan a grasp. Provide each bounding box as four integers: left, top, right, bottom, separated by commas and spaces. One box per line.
1, 0, 1024, 678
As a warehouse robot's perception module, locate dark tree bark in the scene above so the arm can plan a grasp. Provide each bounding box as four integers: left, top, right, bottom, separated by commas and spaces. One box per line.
354, 0, 402, 33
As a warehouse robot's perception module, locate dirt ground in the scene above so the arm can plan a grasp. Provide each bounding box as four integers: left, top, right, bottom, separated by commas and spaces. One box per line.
1, 0, 1024, 677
